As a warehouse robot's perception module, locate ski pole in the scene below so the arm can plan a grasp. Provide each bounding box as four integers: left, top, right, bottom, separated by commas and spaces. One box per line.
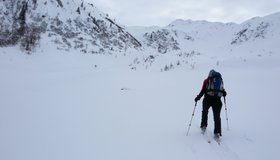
186, 102, 197, 136
224, 97, 229, 130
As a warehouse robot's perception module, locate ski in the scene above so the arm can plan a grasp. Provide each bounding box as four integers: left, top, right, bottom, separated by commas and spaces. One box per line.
201, 128, 212, 143
213, 134, 221, 145
201, 128, 222, 145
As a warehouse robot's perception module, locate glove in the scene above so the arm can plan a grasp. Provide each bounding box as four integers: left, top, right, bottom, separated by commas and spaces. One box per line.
223, 91, 227, 97
194, 96, 200, 102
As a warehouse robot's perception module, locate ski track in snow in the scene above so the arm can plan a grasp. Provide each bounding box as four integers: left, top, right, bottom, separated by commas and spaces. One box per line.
189, 128, 241, 160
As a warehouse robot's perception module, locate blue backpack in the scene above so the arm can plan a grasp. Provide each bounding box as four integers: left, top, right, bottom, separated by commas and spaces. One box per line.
207, 70, 224, 97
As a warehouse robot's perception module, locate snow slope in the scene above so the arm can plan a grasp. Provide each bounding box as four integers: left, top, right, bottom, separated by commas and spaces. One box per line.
0, 46, 280, 160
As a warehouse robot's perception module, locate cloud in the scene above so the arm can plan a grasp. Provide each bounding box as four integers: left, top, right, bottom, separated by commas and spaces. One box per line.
85, 0, 280, 26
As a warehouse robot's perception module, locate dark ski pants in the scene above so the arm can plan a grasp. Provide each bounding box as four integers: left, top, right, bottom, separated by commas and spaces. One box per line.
200, 97, 222, 135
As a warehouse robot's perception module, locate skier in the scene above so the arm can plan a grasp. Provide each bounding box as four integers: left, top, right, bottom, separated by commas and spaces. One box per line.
194, 69, 227, 138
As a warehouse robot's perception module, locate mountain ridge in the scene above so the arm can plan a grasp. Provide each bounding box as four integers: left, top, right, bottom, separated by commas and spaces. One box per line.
127, 11, 280, 55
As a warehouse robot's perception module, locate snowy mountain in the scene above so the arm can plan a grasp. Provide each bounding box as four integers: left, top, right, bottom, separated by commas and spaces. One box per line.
125, 12, 280, 70
231, 12, 280, 44
128, 12, 280, 54
0, 0, 141, 53
1, 0, 280, 58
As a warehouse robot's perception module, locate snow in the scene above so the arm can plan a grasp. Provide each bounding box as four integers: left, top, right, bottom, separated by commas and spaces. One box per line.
1, 1, 280, 159
0, 45, 280, 160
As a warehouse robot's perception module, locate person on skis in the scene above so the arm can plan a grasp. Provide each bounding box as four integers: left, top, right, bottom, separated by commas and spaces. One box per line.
194, 69, 227, 138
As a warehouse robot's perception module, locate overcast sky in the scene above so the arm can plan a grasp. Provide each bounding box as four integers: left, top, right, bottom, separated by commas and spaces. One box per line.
85, 0, 280, 27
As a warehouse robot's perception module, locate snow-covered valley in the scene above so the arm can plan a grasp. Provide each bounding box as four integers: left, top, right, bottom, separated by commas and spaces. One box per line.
0, 47, 280, 160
